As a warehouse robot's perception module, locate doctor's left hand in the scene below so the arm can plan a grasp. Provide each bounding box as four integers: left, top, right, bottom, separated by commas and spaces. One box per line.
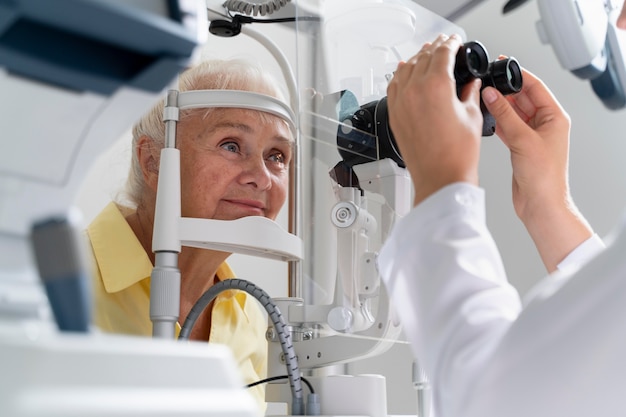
481, 67, 593, 272
387, 34, 484, 207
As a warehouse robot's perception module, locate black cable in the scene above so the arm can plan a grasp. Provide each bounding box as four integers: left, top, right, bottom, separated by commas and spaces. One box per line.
246, 375, 315, 394
230, 14, 321, 24
209, 13, 320, 37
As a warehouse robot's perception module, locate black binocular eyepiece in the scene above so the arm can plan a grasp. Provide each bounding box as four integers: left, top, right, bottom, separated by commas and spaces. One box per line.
484, 55, 524, 95
455, 41, 491, 85
456, 41, 523, 135
457, 41, 523, 96
336, 40, 523, 170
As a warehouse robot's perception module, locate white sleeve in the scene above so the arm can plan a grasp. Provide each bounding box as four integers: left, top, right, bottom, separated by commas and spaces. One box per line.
379, 185, 626, 417
556, 233, 605, 273
377, 182, 522, 417
520, 234, 607, 307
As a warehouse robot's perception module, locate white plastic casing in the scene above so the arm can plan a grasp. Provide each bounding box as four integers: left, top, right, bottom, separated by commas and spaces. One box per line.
535, 0, 608, 74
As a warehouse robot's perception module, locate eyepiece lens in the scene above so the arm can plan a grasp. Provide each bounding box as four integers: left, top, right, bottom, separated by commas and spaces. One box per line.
506, 59, 523, 92
468, 50, 481, 71
455, 41, 489, 83
486, 57, 523, 94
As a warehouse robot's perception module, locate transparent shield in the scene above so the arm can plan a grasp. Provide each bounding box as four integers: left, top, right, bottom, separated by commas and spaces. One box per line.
204, 0, 467, 375
277, 0, 465, 368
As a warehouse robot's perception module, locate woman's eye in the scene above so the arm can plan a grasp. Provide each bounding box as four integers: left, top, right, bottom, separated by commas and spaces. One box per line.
220, 142, 240, 153
268, 151, 285, 164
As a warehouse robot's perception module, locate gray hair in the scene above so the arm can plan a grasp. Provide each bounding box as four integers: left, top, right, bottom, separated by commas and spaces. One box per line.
121, 59, 288, 207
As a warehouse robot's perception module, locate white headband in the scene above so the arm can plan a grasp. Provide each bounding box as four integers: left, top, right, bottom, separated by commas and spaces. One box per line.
163, 89, 297, 137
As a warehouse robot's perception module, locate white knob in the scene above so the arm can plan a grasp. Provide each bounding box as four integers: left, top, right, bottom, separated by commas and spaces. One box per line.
328, 307, 353, 332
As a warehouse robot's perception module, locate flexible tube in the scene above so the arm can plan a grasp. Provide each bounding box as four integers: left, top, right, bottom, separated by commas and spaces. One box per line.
179, 278, 304, 414
223, 0, 291, 17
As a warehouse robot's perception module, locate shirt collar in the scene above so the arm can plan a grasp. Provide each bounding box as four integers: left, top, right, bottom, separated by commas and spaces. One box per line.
88, 202, 238, 294
88, 202, 153, 293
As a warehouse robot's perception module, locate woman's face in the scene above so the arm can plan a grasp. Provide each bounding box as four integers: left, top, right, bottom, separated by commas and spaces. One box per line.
176, 108, 293, 222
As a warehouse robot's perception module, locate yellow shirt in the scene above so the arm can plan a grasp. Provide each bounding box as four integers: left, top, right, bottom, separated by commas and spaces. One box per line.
86, 202, 268, 412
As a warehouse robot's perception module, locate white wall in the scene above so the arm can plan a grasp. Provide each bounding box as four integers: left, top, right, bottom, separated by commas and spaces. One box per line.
74, 1, 626, 415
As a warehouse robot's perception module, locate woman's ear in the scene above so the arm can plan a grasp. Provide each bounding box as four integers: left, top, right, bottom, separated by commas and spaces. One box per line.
136, 135, 160, 191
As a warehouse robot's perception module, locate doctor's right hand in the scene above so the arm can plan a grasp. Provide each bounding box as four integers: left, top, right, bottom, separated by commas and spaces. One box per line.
387, 34, 484, 207
481, 68, 593, 272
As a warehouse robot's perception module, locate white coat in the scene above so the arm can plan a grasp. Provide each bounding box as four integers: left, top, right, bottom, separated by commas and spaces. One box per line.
377, 182, 626, 417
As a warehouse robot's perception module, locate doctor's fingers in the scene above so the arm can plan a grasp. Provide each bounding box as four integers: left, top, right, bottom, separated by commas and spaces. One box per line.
404, 34, 460, 76
427, 34, 463, 77
483, 87, 533, 144
389, 35, 460, 97
390, 42, 433, 90
512, 69, 567, 123
394, 35, 448, 75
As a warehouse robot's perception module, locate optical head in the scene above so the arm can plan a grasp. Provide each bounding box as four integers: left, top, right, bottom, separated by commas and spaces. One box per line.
485, 57, 523, 94
336, 97, 404, 169
455, 41, 490, 84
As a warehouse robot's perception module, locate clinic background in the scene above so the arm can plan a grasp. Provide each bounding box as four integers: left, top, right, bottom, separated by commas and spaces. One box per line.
74, 1, 626, 414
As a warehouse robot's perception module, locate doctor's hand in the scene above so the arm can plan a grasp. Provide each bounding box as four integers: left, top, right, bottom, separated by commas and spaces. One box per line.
481, 68, 593, 272
387, 34, 484, 207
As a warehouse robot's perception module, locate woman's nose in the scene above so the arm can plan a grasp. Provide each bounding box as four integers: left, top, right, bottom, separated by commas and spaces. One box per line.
240, 155, 272, 190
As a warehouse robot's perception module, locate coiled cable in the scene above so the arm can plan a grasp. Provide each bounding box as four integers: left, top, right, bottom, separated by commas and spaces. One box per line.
223, 0, 292, 16
179, 278, 305, 414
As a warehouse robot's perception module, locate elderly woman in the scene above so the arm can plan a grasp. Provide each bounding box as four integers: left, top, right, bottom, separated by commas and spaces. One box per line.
86, 59, 294, 412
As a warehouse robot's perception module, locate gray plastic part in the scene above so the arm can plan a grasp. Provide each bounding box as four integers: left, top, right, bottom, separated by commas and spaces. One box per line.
0, 0, 199, 94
